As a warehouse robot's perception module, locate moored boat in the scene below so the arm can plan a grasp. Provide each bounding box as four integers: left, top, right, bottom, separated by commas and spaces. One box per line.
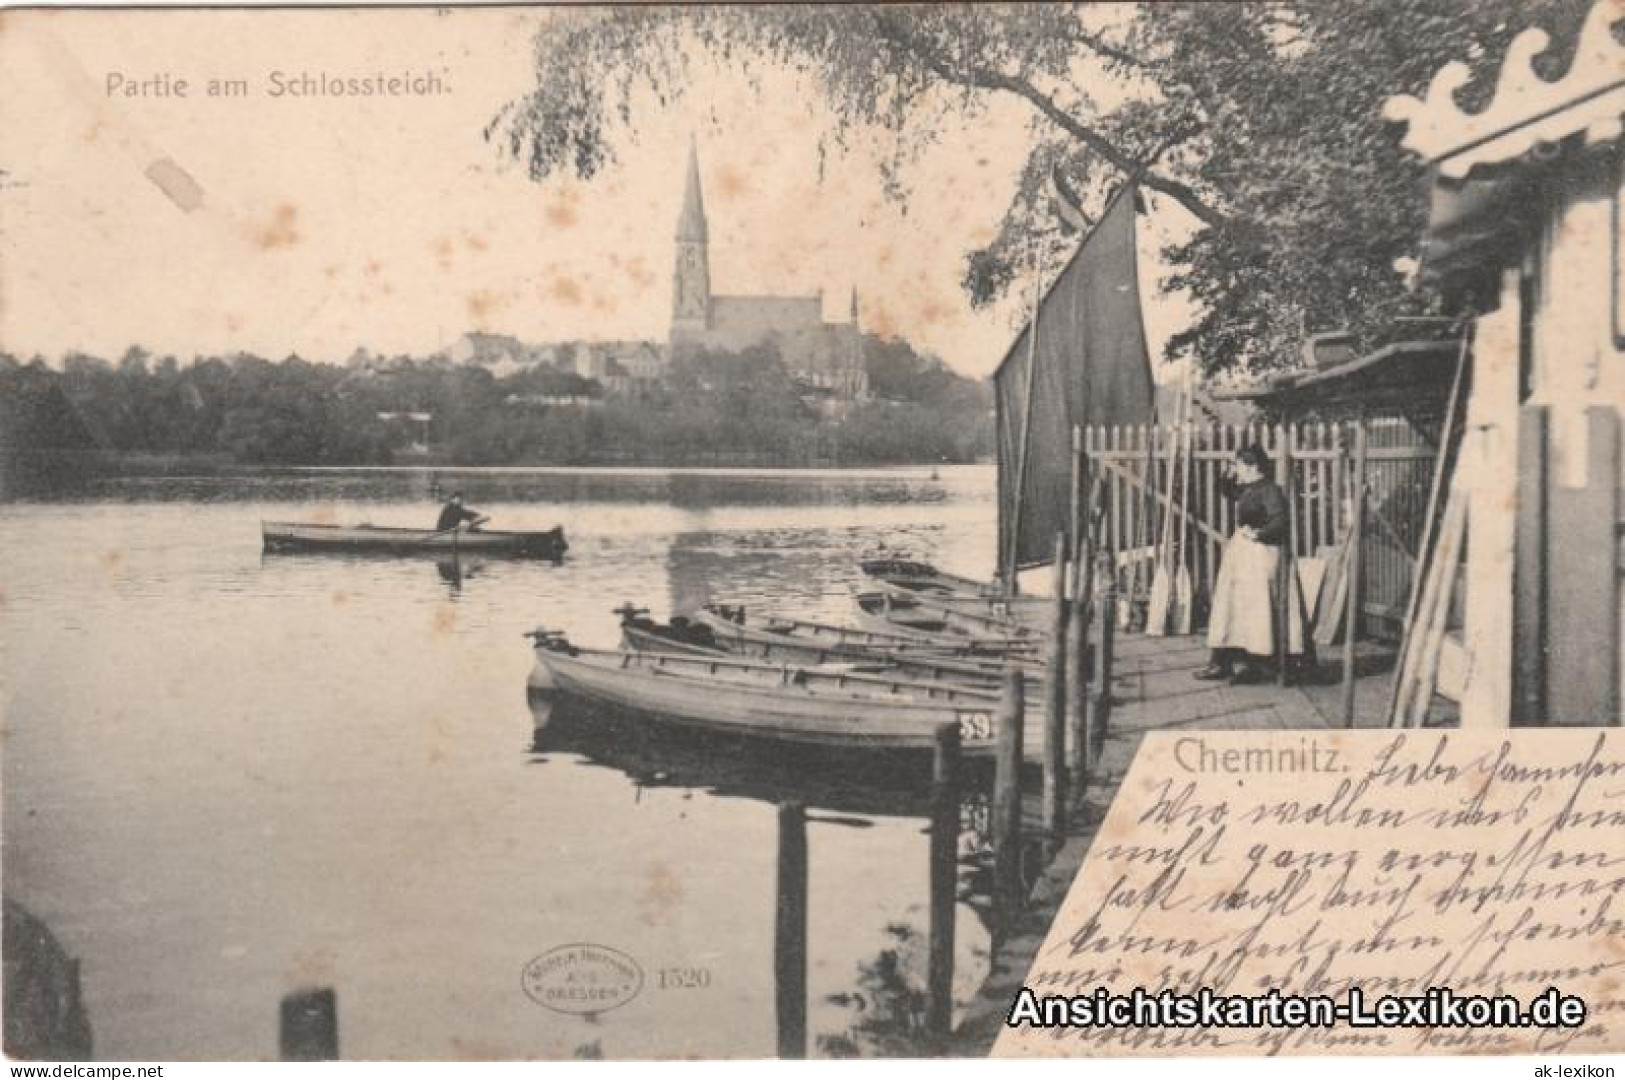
859, 558, 997, 597
526, 634, 999, 753
262, 521, 567, 560
857, 585, 1051, 637
530, 700, 947, 818
615, 606, 729, 657
736, 607, 1031, 656
689, 607, 1030, 683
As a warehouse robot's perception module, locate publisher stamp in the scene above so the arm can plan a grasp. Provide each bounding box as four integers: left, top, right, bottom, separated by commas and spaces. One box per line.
522, 944, 645, 1016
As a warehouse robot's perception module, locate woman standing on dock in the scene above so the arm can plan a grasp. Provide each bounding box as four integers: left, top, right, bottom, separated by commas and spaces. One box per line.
1195, 443, 1303, 684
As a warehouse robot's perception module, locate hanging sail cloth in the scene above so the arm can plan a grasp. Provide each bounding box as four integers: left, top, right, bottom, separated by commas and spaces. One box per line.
994, 184, 1156, 572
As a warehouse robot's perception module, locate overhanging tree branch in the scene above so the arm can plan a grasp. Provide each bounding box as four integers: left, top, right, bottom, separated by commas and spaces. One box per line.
869, 11, 1228, 229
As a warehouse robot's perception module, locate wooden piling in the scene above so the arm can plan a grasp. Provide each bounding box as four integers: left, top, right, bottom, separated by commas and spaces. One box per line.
1341, 421, 1367, 728
926, 722, 960, 1047
1067, 436, 1093, 801
1090, 553, 1115, 764
1274, 425, 1293, 687
775, 801, 808, 1059
279, 988, 338, 1061
1042, 533, 1069, 837
993, 669, 1025, 932
1068, 426, 1084, 566
1065, 578, 1091, 803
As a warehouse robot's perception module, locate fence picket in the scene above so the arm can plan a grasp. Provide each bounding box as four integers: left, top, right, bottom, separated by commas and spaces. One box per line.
1080, 416, 1434, 640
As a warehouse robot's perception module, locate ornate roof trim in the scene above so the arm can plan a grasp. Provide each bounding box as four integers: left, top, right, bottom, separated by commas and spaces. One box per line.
1383, 2, 1624, 180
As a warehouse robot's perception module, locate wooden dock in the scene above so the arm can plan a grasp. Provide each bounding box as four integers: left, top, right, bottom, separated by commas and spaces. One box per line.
957, 625, 1451, 1054
1013, 627, 1419, 766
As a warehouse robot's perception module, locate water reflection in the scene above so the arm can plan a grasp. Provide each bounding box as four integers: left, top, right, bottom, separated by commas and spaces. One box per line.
530, 695, 947, 818
434, 557, 490, 596
529, 693, 1001, 1057
662, 528, 866, 624
1, 466, 999, 1059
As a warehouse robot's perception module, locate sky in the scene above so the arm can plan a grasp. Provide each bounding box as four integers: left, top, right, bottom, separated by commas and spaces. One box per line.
0, 7, 1191, 378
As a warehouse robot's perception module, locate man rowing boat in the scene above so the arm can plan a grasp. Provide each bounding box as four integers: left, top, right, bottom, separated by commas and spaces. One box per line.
436, 492, 489, 533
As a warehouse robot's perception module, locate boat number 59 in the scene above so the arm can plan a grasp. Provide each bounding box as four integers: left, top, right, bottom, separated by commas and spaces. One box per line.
957, 712, 992, 741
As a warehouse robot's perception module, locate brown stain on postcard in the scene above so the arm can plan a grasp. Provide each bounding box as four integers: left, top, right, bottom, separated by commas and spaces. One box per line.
549, 276, 582, 306
637, 861, 684, 926
253, 205, 301, 251
544, 189, 578, 229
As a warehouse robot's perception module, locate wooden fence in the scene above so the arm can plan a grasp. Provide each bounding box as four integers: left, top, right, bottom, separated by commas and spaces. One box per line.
1082, 417, 1438, 640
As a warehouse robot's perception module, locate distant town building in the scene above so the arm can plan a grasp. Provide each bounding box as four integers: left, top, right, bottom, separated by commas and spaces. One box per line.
503, 393, 603, 408
447, 332, 557, 377
427, 332, 666, 395
669, 141, 869, 399
566, 340, 665, 395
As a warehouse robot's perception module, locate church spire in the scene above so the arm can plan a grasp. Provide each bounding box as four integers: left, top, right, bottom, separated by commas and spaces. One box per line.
671, 136, 711, 334
676, 136, 707, 243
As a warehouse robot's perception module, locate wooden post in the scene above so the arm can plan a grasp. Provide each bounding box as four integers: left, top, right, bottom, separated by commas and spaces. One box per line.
1043, 534, 1069, 837
993, 669, 1025, 933
926, 722, 960, 1047
1090, 553, 1115, 765
995, 372, 1008, 590
1388, 327, 1474, 722
1007, 248, 1044, 593
1068, 426, 1084, 572
1512, 405, 1549, 725
775, 802, 808, 1059
1403, 487, 1471, 727
280, 988, 338, 1061
1341, 420, 1367, 728
1546, 407, 1621, 724
1066, 472, 1093, 803
1065, 593, 1090, 801
1274, 425, 1293, 687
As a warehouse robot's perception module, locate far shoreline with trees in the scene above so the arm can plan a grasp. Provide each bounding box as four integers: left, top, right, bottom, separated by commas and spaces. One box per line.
0, 334, 994, 491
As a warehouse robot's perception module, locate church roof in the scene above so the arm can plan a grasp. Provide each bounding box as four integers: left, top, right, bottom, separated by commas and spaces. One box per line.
676, 139, 708, 243
710, 295, 825, 334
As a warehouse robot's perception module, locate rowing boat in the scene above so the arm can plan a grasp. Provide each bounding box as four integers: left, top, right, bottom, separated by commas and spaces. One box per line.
262, 521, 568, 560
857, 586, 1050, 637
616, 608, 729, 657
729, 607, 1029, 656
532, 637, 999, 702
689, 607, 1027, 683
527, 636, 999, 753
858, 558, 997, 597
529, 701, 946, 817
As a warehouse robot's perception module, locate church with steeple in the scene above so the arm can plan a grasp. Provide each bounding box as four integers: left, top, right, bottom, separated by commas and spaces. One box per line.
669, 141, 869, 400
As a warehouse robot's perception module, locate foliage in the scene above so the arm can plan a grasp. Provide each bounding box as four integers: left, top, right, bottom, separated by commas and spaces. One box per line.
490, 1, 1610, 374
817, 922, 930, 1058
0, 342, 991, 467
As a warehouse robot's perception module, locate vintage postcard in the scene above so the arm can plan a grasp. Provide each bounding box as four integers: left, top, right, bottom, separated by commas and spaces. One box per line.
1, 1, 1621, 1068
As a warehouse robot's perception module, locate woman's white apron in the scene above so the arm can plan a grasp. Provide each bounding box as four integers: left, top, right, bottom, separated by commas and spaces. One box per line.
1206, 530, 1305, 657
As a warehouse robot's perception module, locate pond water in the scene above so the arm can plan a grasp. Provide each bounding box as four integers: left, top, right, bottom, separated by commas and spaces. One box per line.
0, 465, 1006, 1060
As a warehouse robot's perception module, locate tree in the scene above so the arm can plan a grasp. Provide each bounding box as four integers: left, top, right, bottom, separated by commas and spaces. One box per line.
861, 333, 987, 408
491, 2, 1609, 374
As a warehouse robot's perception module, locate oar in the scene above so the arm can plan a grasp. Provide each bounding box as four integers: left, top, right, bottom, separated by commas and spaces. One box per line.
1145, 392, 1185, 636
417, 515, 488, 546
418, 523, 464, 544
1173, 380, 1196, 635
1120, 430, 1152, 630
